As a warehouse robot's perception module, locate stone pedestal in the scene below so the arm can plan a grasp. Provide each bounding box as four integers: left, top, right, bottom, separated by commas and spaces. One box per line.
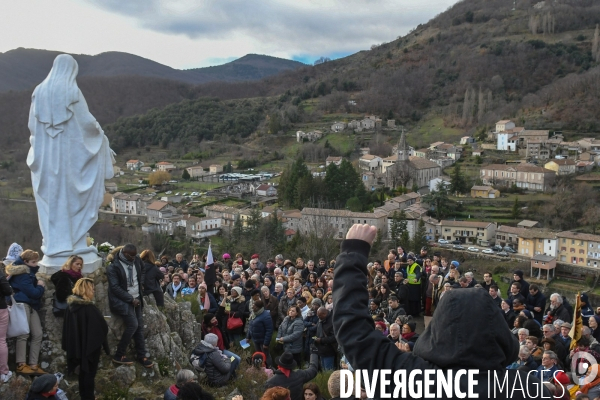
39, 246, 103, 274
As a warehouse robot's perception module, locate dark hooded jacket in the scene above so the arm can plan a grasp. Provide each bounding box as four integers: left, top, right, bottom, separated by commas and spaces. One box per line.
62, 295, 110, 374
333, 239, 548, 400
50, 270, 80, 302
581, 293, 594, 325
525, 290, 546, 323
507, 271, 530, 298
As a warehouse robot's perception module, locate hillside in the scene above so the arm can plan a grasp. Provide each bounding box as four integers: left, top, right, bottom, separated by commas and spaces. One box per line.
1, 0, 600, 167
0, 48, 305, 92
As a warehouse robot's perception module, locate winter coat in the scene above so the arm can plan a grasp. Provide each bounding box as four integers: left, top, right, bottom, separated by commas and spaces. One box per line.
50, 270, 80, 302
385, 305, 408, 325
265, 353, 318, 400
164, 385, 178, 400
169, 259, 189, 273
525, 291, 546, 323
191, 341, 232, 386
278, 296, 297, 326
503, 309, 517, 329
224, 295, 247, 334
277, 316, 304, 354
62, 295, 110, 373
545, 304, 572, 325
106, 256, 144, 316
263, 294, 279, 328
0, 268, 13, 309
198, 292, 218, 314
142, 261, 163, 295
6, 261, 45, 310
332, 238, 548, 400
507, 278, 530, 298
315, 313, 337, 357
247, 310, 273, 346
165, 282, 184, 299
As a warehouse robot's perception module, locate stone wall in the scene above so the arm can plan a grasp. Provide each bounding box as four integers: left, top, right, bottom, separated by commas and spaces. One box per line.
0, 265, 202, 400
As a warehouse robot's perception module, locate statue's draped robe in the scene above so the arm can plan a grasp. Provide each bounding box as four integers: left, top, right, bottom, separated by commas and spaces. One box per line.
27, 54, 114, 257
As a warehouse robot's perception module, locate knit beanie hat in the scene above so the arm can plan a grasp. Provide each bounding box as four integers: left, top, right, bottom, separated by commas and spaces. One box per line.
203, 313, 215, 326
30, 374, 58, 393
204, 333, 218, 347
5, 243, 23, 262
231, 286, 242, 296
407, 322, 417, 332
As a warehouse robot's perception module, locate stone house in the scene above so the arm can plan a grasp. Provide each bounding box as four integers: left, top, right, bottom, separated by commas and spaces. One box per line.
480, 164, 555, 192
544, 159, 576, 176
157, 161, 176, 172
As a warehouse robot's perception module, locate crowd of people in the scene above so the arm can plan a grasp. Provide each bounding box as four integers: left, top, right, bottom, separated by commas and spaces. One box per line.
1, 227, 600, 399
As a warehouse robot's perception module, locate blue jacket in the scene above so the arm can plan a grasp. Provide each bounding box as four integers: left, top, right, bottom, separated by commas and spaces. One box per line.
247, 309, 273, 346
6, 260, 45, 310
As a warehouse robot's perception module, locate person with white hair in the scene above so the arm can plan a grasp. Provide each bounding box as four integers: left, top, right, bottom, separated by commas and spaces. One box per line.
518, 328, 529, 345
464, 271, 477, 288
508, 345, 538, 372
387, 323, 401, 344
191, 333, 238, 387
545, 293, 571, 324
164, 369, 196, 400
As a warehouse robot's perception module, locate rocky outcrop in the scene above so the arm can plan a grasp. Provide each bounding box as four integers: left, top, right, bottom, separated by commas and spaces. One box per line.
0, 265, 202, 400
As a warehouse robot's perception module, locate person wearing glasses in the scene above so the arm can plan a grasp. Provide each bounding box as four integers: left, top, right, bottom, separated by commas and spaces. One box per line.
107, 244, 153, 368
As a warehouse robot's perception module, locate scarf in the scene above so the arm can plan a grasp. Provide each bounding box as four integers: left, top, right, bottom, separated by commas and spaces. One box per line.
581, 375, 600, 394
199, 293, 211, 311
64, 269, 83, 280
172, 282, 182, 297
118, 250, 135, 287
278, 366, 291, 378
402, 332, 416, 341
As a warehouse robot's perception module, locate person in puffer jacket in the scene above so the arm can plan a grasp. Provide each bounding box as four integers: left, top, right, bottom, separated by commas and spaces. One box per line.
246, 300, 273, 367
6, 249, 47, 376
191, 333, 239, 387
276, 305, 305, 368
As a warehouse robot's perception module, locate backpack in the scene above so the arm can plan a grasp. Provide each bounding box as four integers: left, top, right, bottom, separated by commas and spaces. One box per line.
189, 352, 208, 372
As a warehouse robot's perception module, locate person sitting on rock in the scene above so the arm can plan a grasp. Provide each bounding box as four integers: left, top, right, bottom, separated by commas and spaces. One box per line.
191, 333, 239, 387
164, 369, 196, 400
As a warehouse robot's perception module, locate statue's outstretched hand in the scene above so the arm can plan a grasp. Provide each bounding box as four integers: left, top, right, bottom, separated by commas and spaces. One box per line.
346, 224, 378, 246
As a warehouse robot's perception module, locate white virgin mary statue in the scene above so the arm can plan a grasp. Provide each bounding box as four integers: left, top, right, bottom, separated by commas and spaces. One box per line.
27, 54, 115, 273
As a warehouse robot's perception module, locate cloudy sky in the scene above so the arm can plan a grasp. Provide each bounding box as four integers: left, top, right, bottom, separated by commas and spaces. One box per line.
2, 0, 458, 69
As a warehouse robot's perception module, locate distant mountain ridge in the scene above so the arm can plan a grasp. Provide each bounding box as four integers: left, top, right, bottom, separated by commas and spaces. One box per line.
0, 48, 305, 92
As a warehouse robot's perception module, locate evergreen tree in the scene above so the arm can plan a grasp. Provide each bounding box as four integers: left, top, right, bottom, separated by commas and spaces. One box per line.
390, 210, 408, 247
182, 169, 191, 180
223, 162, 233, 173
449, 164, 467, 195
422, 182, 453, 221
511, 197, 521, 220
411, 219, 428, 252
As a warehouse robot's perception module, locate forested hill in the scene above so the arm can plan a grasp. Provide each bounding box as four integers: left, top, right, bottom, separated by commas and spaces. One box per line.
104, 97, 270, 151
249, 0, 600, 133
0, 48, 305, 93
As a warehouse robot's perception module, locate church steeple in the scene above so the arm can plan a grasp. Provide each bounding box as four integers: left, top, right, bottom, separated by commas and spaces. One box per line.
397, 129, 408, 162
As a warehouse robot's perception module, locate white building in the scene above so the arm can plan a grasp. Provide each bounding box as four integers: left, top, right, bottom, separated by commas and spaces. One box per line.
330, 122, 346, 132
111, 192, 140, 214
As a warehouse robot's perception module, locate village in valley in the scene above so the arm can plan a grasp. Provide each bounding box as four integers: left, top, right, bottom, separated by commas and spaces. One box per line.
100, 113, 600, 280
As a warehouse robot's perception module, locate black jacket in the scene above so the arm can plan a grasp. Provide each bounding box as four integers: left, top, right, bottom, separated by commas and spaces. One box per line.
0, 269, 13, 309
50, 270, 80, 302
265, 353, 318, 400
315, 312, 337, 357
62, 295, 110, 373
106, 256, 144, 316
142, 261, 163, 294
525, 291, 546, 323
332, 239, 548, 400
503, 309, 517, 328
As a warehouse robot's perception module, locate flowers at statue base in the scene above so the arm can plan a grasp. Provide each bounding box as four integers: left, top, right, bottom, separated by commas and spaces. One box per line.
97, 242, 114, 253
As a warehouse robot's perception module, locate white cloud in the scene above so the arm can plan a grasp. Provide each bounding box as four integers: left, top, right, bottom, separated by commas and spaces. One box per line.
0, 0, 458, 69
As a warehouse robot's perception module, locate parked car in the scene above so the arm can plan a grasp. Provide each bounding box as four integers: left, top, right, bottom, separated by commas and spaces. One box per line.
467, 247, 479, 252
503, 246, 517, 253
451, 240, 461, 245
482, 249, 494, 254
453, 245, 465, 250
165, 191, 172, 195
438, 239, 449, 244
492, 245, 503, 252
498, 251, 509, 257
